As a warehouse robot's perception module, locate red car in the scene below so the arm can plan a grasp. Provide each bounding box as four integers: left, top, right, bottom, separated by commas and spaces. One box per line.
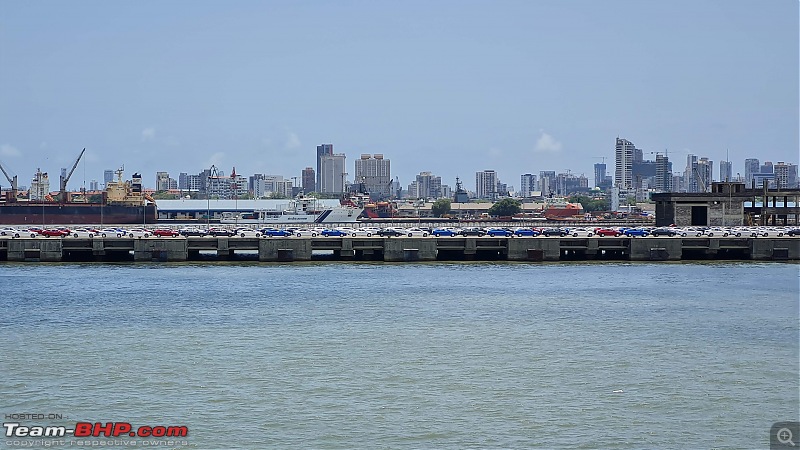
40, 228, 70, 237
152, 228, 180, 237
594, 228, 622, 237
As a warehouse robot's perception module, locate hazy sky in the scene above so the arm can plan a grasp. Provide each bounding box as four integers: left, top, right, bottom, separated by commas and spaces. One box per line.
1, 0, 797, 191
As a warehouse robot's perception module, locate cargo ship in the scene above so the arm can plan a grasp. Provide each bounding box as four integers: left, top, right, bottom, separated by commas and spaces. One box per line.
543, 199, 584, 220
0, 157, 157, 225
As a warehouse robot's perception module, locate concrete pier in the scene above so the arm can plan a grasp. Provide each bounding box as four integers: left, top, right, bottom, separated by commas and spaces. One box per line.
0, 236, 797, 263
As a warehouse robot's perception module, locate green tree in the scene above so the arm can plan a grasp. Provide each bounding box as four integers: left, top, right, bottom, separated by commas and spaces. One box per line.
488, 198, 522, 217
568, 195, 610, 212
430, 198, 452, 217
269, 191, 287, 199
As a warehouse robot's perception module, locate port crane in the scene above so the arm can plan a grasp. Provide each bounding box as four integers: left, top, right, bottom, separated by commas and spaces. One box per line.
59, 148, 86, 202
0, 160, 18, 199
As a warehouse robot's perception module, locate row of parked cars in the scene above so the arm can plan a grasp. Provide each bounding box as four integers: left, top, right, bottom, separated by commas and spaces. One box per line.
3, 224, 799, 240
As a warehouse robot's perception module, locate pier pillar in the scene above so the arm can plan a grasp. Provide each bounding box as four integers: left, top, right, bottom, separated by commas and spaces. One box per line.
629, 237, 682, 261
383, 238, 436, 262
340, 238, 355, 259
748, 238, 798, 260
259, 239, 312, 262
7, 238, 63, 261
133, 239, 188, 261
216, 238, 231, 259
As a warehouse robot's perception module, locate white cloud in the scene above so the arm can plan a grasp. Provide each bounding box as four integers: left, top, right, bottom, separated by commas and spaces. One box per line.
533, 131, 563, 153
284, 132, 301, 150
0, 144, 21, 158
141, 128, 156, 141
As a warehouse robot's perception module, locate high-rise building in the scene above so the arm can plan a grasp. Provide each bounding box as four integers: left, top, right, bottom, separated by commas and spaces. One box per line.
615, 138, 635, 189
103, 169, 114, 186
593, 163, 606, 189
475, 170, 497, 199
719, 160, 733, 182
412, 172, 443, 199
89, 180, 99, 191
520, 173, 536, 197
316, 144, 334, 191
744, 158, 760, 186
773, 162, 798, 188
684, 154, 698, 192
696, 158, 713, 192
156, 172, 170, 191
320, 153, 346, 194
539, 170, 556, 197
254, 175, 293, 198
760, 161, 774, 174
354, 154, 391, 199
654, 155, 672, 192
301, 167, 315, 194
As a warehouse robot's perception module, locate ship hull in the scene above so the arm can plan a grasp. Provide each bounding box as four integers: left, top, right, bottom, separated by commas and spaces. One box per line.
220, 207, 363, 224
0, 203, 157, 225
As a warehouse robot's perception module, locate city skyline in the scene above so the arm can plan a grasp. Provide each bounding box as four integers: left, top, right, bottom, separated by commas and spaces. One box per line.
0, 1, 797, 191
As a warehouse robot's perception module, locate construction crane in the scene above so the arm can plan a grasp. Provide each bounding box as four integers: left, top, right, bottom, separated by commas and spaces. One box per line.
593, 157, 607, 164
0, 160, 18, 200
59, 148, 86, 202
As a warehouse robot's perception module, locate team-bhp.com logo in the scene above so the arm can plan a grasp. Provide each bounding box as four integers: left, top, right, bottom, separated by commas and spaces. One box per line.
4, 422, 188, 438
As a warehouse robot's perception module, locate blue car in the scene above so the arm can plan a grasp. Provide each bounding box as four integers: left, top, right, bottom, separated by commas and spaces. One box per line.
513, 228, 540, 237
432, 228, 458, 237
321, 229, 346, 237
486, 228, 512, 237
260, 228, 291, 237
623, 228, 649, 237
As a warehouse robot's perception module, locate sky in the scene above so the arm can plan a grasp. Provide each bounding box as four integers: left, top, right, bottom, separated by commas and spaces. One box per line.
0, 0, 797, 191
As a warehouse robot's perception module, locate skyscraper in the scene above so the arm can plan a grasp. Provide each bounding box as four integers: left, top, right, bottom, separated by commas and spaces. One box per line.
593, 163, 606, 189
301, 167, 315, 194
696, 157, 713, 192
744, 158, 760, 186
719, 160, 732, 182
615, 138, 635, 189
316, 144, 334, 191
320, 153, 346, 194
413, 172, 443, 199
684, 154, 698, 192
539, 170, 556, 197
520, 173, 536, 197
103, 169, 114, 186
475, 170, 497, 199
354, 154, 391, 199
654, 155, 672, 192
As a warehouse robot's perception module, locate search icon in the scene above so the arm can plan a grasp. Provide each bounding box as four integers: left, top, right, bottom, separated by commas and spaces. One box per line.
777, 428, 796, 447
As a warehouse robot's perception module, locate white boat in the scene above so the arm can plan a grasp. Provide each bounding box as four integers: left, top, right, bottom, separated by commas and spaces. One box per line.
219, 197, 362, 224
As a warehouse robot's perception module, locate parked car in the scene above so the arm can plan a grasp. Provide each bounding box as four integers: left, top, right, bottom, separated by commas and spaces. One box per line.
542, 227, 567, 237
260, 228, 292, 237
405, 228, 429, 237
99, 228, 124, 238
432, 228, 459, 237
206, 227, 235, 237
513, 227, 540, 237
566, 228, 594, 237
127, 228, 151, 238
595, 228, 621, 237
379, 227, 406, 237
0, 227, 22, 238
178, 227, 206, 237
40, 228, 69, 238
623, 228, 649, 237
459, 227, 486, 237
321, 228, 347, 237
235, 228, 261, 237
650, 227, 677, 237
152, 228, 180, 237
294, 228, 319, 237
70, 228, 96, 238
486, 228, 512, 237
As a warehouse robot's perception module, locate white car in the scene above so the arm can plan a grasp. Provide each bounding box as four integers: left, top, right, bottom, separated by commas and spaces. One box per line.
405, 228, 429, 237
567, 228, 595, 237
70, 228, 96, 238
294, 228, 319, 237
0, 227, 22, 238
126, 228, 151, 238
100, 228, 124, 238
235, 228, 261, 237
338, 227, 376, 237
